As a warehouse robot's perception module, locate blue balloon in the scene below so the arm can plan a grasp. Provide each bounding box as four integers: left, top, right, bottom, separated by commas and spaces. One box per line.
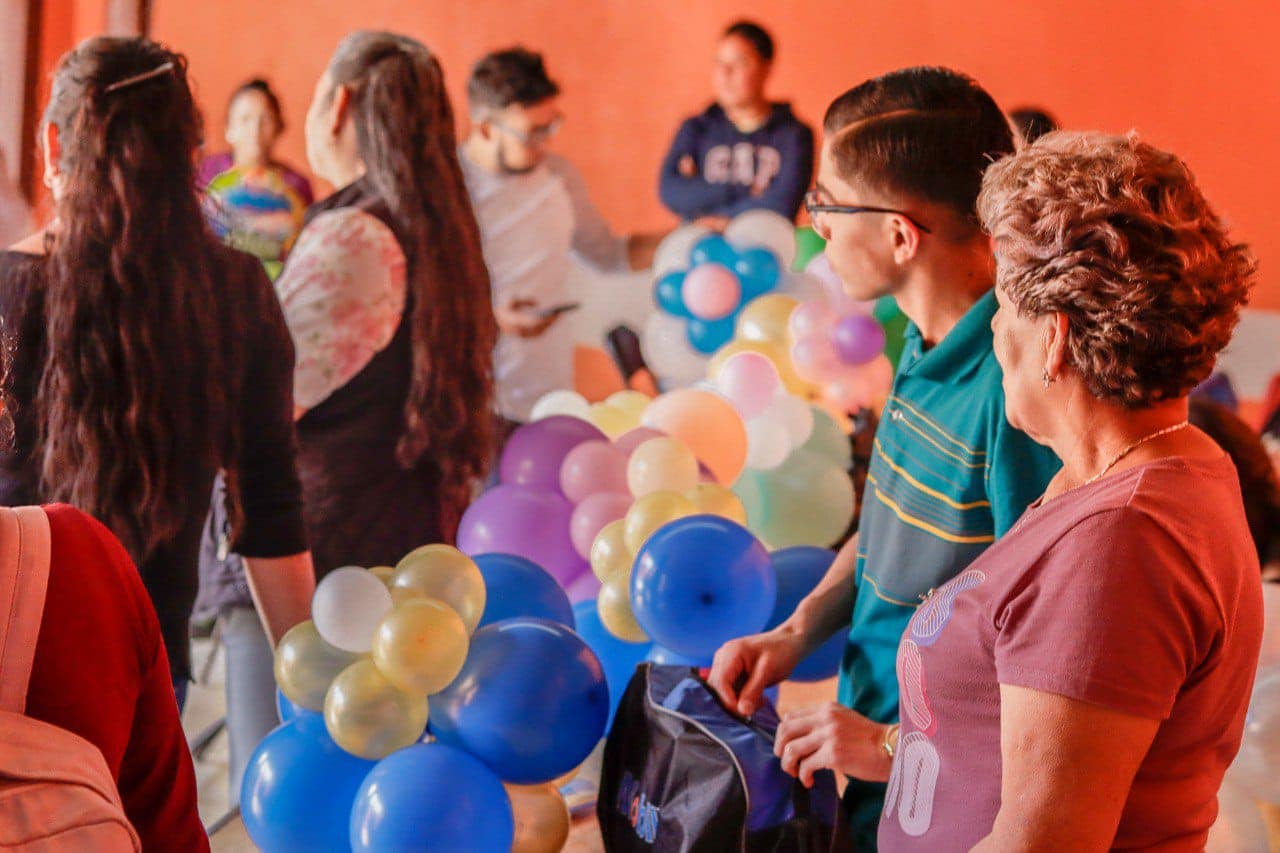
573, 600, 650, 730
686, 315, 737, 354
475, 552, 574, 629
653, 271, 690, 318
241, 714, 376, 853
274, 688, 317, 724
632, 515, 777, 659
766, 547, 847, 682
350, 742, 513, 852
734, 247, 782, 299
645, 645, 712, 667
689, 234, 738, 267
430, 618, 610, 784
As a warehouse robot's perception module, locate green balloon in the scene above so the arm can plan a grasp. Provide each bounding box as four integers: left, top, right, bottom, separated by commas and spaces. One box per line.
754, 449, 855, 549
732, 470, 771, 534
802, 408, 853, 469
793, 226, 826, 271
873, 296, 910, 369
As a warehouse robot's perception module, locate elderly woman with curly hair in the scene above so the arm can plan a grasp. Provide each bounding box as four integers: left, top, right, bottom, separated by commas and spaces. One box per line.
806, 131, 1265, 850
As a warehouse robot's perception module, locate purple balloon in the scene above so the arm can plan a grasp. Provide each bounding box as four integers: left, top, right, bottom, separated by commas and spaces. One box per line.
830, 314, 887, 366
614, 427, 666, 455
565, 571, 602, 603
500, 416, 607, 492
458, 485, 584, 586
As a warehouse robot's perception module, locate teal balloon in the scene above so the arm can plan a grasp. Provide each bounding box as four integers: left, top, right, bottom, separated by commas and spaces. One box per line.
687, 315, 737, 354
733, 247, 782, 299
349, 743, 513, 852
802, 408, 853, 469
793, 226, 826, 270
654, 271, 690, 318
690, 234, 737, 267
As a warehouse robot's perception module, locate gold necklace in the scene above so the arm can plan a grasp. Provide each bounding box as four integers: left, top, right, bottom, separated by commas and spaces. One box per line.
1082, 421, 1190, 487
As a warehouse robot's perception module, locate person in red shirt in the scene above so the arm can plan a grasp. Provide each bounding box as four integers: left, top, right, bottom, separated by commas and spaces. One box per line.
25, 505, 207, 849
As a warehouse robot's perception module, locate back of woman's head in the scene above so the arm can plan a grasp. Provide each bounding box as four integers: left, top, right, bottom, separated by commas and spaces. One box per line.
326, 31, 496, 533
38, 37, 234, 559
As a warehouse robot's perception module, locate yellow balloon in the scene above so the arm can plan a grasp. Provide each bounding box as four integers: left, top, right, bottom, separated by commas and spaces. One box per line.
627, 436, 699, 498
391, 545, 486, 634
274, 620, 362, 711
368, 565, 396, 585
506, 783, 571, 853
586, 402, 633, 438
598, 571, 648, 642
590, 519, 633, 582
624, 491, 698, 554
372, 597, 470, 695
324, 659, 429, 760
605, 390, 651, 423
736, 294, 799, 345
709, 338, 811, 397
686, 483, 748, 524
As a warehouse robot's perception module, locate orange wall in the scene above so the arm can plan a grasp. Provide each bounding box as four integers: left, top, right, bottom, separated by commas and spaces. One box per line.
45, 1, 1280, 309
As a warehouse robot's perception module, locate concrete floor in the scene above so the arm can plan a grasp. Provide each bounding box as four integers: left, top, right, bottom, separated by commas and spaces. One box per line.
183, 635, 839, 851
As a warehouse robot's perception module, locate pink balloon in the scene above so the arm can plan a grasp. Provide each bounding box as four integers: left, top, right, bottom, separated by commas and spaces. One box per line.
614, 427, 666, 455
683, 263, 742, 320
716, 352, 781, 418
788, 299, 837, 340
569, 492, 633, 559
805, 252, 868, 316
565, 570, 602, 603
791, 338, 843, 383
559, 441, 629, 503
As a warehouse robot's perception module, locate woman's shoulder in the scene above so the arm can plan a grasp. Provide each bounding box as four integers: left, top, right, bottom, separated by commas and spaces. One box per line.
282, 207, 406, 293
0, 249, 46, 322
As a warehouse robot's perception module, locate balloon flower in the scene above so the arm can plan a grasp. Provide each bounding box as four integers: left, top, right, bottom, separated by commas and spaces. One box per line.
789, 297, 893, 416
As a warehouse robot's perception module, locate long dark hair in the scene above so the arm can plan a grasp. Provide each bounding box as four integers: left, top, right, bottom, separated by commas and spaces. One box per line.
37, 37, 234, 558
326, 31, 495, 533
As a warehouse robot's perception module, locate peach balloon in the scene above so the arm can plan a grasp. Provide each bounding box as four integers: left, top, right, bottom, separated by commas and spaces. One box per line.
641, 389, 748, 486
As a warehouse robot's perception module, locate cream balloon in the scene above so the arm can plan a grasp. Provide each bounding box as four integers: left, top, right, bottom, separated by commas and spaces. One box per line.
391, 545, 486, 634
368, 565, 396, 585
530, 390, 591, 422
587, 402, 633, 438
652, 223, 713, 278
685, 483, 748, 524
744, 416, 793, 471
736, 294, 800, 345
627, 437, 700, 498
623, 491, 698, 554
724, 209, 798, 268
641, 312, 708, 388
505, 783, 571, 853
323, 659, 429, 760
371, 597, 470, 695
274, 620, 362, 711
311, 566, 393, 654
598, 571, 648, 642
606, 390, 652, 424
590, 519, 633, 582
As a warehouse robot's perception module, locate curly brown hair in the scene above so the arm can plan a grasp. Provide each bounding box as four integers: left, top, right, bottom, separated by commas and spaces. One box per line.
978, 131, 1256, 408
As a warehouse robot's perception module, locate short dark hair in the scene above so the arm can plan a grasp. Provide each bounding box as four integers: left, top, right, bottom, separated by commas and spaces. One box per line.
1009, 107, 1058, 144
467, 47, 560, 112
822, 67, 1014, 226
227, 78, 284, 129
723, 20, 774, 62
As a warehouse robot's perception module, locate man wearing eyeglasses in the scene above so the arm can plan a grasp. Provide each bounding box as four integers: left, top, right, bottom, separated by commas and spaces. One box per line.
709, 68, 1060, 848
461, 47, 661, 424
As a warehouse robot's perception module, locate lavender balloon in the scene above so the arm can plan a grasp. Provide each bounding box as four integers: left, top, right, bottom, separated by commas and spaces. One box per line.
458, 484, 585, 587
499, 416, 607, 492
831, 314, 887, 366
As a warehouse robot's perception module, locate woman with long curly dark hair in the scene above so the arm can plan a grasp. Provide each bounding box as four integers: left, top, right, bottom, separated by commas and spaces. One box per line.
0, 37, 313, 707
281, 30, 495, 567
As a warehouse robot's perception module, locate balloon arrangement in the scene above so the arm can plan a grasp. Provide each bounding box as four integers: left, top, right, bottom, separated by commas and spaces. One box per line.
788, 297, 893, 415
245, 545, 607, 852
643, 211, 799, 388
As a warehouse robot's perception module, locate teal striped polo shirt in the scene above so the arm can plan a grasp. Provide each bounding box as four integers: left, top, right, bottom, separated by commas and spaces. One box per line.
837, 290, 1061, 724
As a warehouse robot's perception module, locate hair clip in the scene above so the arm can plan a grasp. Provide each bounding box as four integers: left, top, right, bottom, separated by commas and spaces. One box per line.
103, 62, 175, 94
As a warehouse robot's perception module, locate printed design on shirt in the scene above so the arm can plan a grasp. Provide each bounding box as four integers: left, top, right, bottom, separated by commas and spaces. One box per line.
910, 570, 987, 647
883, 569, 988, 839
702, 143, 783, 190
896, 640, 936, 735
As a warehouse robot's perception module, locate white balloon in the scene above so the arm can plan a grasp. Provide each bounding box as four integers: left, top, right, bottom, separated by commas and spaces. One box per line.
652, 223, 712, 278
1206, 780, 1269, 852
1259, 583, 1280, 671
312, 566, 393, 654
724, 209, 797, 269
776, 271, 827, 305
745, 416, 792, 470
641, 311, 707, 389
770, 392, 815, 447
530, 389, 591, 422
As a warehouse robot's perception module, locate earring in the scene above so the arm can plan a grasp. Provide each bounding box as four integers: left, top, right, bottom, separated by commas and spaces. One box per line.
1042, 369, 1053, 389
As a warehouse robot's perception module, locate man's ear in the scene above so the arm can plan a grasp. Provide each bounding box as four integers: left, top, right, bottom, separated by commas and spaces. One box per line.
889, 214, 922, 265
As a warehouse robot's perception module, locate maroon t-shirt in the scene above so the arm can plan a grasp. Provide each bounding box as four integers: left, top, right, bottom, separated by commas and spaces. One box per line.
879, 455, 1263, 851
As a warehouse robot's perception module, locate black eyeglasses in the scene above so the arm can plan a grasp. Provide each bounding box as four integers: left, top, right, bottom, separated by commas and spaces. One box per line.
492, 116, 563, 146
804, 189, 932, 234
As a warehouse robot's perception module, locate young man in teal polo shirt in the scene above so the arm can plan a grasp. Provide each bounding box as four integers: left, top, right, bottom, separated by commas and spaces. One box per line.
709, 68, 1061, 848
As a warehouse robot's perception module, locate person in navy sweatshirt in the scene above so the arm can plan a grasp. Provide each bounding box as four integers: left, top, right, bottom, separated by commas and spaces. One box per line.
658, 20, 814, 227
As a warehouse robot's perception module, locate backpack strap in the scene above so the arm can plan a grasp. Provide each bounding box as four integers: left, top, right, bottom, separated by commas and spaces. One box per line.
0, 506, 52, 714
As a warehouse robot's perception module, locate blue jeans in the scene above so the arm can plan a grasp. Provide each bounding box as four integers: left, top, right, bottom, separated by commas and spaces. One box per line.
222, 606, 279, 805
